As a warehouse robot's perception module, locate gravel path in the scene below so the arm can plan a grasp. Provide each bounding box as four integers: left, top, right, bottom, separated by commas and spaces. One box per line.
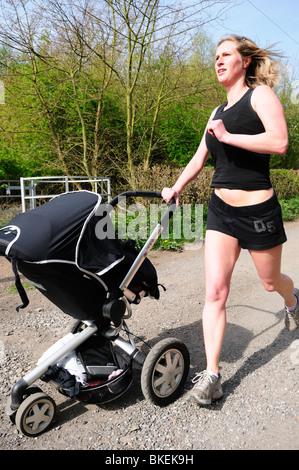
0, 221, 298, 451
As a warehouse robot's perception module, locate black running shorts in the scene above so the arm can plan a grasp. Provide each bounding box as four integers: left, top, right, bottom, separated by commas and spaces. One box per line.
206, 191, 287, 250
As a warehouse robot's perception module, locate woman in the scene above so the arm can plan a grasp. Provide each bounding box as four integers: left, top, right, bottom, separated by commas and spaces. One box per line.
162, 35, 299, 405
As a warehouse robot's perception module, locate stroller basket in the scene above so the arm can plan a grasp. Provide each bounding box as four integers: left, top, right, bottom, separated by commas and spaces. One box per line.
40, 331, 134, 405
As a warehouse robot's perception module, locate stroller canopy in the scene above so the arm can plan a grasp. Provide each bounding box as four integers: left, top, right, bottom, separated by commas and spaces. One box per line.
0, 191, 160, 317
1, 191, 124, 274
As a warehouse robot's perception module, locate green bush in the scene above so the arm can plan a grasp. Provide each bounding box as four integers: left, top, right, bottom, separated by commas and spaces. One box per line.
119, 167, 298, 251
134, 165, 214, 205
270, 169, 299, 199
280, 197, 299, 221
134, 166, 299, 204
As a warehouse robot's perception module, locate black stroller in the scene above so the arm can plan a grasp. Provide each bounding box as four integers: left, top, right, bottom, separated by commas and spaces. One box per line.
0, 190, 190, 437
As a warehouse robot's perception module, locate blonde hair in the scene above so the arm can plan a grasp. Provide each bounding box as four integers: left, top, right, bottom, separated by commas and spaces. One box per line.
217, 35, 283, 88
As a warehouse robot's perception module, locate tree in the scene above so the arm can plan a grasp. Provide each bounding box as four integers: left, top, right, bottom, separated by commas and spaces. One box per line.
275, 67, 299, 169
0, 0, 238, 186
81, 0, 236, 187
0, 0, 120, 182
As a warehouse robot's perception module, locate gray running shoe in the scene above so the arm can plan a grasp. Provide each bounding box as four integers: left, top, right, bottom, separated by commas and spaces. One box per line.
285, 288, 299, 332
186, 370, 223, 405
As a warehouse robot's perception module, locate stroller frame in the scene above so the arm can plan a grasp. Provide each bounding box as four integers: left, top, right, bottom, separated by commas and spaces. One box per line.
3, 191, 190, 437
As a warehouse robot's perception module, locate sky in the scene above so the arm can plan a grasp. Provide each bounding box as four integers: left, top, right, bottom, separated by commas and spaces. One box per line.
203, 0, 299, 73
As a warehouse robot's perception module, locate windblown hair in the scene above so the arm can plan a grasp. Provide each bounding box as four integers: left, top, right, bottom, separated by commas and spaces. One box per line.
217, 35, 283, 88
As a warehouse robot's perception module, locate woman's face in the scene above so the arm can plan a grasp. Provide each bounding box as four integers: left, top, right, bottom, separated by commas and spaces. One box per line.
215, 40, 249, 87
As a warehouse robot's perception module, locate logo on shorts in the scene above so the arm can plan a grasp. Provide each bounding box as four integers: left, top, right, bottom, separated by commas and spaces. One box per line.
253, 220, 276, 233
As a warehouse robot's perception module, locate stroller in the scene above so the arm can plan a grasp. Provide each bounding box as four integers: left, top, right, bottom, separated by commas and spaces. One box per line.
0, 190, 190, 437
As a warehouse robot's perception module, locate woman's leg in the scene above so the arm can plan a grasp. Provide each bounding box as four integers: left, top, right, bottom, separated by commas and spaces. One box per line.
249, 245, 295, 307
203, 230, 241, 375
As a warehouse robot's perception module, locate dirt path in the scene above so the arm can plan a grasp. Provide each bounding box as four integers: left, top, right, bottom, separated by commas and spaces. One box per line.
0, 221, 298, 450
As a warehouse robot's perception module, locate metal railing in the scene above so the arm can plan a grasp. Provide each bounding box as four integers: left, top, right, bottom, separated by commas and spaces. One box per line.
20, 176, 111, 212
0, 176, 111, 227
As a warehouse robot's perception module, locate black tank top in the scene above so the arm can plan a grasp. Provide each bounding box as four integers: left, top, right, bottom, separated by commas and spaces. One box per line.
205, 88, 272, 190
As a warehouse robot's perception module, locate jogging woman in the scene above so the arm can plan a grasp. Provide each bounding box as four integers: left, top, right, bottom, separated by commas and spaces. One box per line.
162, 35, 299, 405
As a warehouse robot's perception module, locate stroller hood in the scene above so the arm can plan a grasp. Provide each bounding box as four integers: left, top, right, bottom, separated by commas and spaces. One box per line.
1, 191, 124, 274
0, 191, 160, 317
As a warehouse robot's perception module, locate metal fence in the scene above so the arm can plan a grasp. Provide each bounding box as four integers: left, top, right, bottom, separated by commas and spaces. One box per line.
0, 176, 111, 225
19, 176, 111, 212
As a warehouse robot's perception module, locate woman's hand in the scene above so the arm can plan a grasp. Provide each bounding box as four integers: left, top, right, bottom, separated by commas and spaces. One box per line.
207, 119, 229, 143
161, 187, 180, 206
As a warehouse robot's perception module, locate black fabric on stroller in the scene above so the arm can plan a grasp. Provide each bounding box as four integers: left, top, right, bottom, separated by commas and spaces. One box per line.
0, 191, 159, 321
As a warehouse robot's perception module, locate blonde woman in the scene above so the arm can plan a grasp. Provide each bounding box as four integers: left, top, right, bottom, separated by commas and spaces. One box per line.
162, 35, 298, 405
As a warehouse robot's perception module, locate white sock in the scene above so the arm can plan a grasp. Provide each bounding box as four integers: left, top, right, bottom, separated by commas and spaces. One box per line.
208, 370, 219, 378
286, 295, 298, 312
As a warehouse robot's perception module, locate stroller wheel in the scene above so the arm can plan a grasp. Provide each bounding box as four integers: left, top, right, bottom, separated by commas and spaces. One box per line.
15, 392, 56, 437
6, 386, 43, 424
141, 337, 190, 406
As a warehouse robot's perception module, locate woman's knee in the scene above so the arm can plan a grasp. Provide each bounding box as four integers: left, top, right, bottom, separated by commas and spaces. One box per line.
260, 279, 276, 292
205, 283, 230, 304
260, 273, 293, 294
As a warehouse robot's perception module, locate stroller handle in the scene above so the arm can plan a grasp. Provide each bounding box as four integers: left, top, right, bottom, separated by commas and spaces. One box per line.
110, 190, 163, 207
111, 191, 177, 294
109, 190, 176, 229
